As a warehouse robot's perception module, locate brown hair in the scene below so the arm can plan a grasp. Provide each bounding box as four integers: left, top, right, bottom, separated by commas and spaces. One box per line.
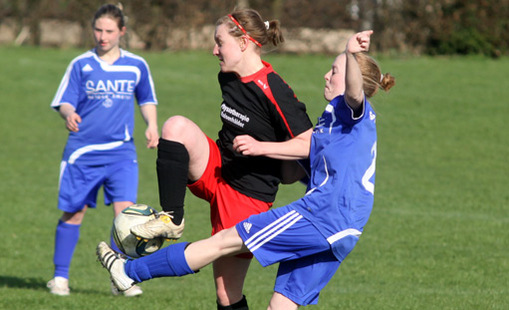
92, 3, 126, 30
355, 52, 395, 98
216, 8, 284, 47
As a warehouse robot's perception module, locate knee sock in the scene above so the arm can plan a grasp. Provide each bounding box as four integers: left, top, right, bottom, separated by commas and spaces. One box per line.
125, 242, 194, 282
53, 220, 80, 279
157, 139, 189, 225
217, 295, 249, 310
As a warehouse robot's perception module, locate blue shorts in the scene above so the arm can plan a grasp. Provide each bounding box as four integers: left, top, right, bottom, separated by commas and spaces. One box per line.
236, 205, 341, 306
57, 159, 138, 212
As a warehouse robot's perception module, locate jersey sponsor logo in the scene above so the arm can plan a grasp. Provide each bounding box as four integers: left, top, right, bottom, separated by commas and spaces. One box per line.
220, 103, 250, 128
82, 64, 93, 72
85, 79, 135, 100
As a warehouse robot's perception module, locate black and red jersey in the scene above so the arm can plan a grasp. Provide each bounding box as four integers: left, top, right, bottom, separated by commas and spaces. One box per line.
217, 61, 313, 202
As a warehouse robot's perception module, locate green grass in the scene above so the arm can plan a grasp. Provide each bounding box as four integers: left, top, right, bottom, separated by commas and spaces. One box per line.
0, 46, 508, 309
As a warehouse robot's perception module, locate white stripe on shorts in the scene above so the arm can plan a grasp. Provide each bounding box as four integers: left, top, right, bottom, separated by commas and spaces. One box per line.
244, 210, 303, 253
326, 228, 362, 244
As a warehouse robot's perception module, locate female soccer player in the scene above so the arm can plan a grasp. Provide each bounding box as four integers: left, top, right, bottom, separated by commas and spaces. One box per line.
47, 4, 158, 297
98, 30, 395, 308
130, 8, 313, 309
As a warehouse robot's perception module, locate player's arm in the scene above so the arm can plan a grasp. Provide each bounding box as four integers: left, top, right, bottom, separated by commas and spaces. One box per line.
57, 103, 81, 132
139, 103, 159, 148
344, 30, 373, 111
232, 128, 312, 160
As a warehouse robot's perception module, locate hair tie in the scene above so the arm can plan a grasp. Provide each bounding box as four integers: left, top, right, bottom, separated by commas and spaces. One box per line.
228, 14, 262, 48
264, 21, 270, 30
380, 73, 384, 83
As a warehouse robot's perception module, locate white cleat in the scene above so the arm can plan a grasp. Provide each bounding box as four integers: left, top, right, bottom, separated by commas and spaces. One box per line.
130, 211, 185, 240
96, 241, 136, 292
111, 281, 143, 297
47, 276, 70, 296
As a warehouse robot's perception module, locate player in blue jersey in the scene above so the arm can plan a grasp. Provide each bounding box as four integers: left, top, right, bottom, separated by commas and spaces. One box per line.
47, 4, 158, 297
98, 29, 395, 308
130, 8, 312, 309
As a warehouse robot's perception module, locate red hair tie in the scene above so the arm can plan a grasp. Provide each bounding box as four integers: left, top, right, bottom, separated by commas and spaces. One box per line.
228, 14, 262, 48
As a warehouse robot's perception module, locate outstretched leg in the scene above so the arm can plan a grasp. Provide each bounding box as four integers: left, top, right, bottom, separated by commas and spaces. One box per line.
98, 226, 248, 291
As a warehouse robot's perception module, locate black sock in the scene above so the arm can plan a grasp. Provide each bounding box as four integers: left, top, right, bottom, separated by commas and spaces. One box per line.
157, 139, 189, 225
217, 295, 248, 310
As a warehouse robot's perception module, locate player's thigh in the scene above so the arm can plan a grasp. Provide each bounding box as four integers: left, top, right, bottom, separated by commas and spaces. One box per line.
103, 159, 138, 205
160, 115, 209, 180
237, 205, 331, 266
274, 251, 340, 306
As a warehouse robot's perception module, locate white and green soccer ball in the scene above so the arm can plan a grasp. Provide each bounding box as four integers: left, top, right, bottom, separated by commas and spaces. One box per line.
112, 204, 164, 258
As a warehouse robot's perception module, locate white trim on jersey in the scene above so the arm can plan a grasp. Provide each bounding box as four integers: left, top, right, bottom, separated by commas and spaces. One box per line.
91, 52, 141, 84
67, 124, 131, 164
68, 141, 124, 164
51, 51, 95, 108
305, 156, 330, 196
121, 50, 158, 103
326, 228, 362, 245
244, 210, 303, 252
324, 103, 336, 134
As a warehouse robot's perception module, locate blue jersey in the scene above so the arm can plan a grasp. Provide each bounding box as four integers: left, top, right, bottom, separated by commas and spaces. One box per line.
51, 49, 158, 165
292, 95, 377, 260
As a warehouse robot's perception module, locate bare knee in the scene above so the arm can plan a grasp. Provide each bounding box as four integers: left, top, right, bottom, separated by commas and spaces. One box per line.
268, 292, 299, 310
60, 206, 87, 225
161, 116, 193, 141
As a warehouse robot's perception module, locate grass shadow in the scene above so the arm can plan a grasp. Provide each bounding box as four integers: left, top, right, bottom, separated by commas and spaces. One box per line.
0, 276, 47, 290
0, 276, 103, 295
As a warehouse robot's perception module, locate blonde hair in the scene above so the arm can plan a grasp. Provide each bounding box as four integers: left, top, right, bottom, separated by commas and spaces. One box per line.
355, 53, 395, 98
217, 8, 284, 47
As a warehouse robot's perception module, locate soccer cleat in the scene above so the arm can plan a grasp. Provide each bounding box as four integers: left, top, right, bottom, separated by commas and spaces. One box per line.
47, 276, 70, 296
96, 241, 136, 292
111, 281, 143, 297
130, 211, 185, 240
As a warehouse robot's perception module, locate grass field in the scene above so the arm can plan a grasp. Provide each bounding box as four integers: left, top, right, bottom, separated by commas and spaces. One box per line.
0, 45, 508, 309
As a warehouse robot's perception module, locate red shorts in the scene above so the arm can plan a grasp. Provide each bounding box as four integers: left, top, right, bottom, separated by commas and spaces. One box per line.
188, 137, 272, 257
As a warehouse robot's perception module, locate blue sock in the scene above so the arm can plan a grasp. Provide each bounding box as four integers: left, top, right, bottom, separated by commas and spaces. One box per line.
125, 242, 194, 282
53, 220, 80, 279
110, 233, 122, 254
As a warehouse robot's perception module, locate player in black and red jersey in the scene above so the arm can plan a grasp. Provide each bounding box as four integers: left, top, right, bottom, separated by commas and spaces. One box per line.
131, 8, 313, 309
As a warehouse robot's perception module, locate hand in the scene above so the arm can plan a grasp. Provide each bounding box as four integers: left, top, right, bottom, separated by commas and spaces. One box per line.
346, 30, 373, 54
232, 135, 262, 156
145, 126, 159, 149
65, 113, 81, 132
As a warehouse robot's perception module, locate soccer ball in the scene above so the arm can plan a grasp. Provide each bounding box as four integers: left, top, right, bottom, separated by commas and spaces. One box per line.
112, 204, 165, 258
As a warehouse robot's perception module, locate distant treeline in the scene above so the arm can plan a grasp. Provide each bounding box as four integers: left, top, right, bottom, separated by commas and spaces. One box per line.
1, 0, 507, 56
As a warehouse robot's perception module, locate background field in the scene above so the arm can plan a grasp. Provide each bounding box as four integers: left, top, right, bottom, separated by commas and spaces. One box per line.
0, 46, 508, 309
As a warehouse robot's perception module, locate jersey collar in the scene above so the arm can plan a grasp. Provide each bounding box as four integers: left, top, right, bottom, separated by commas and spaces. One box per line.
240, 60, 274, 83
